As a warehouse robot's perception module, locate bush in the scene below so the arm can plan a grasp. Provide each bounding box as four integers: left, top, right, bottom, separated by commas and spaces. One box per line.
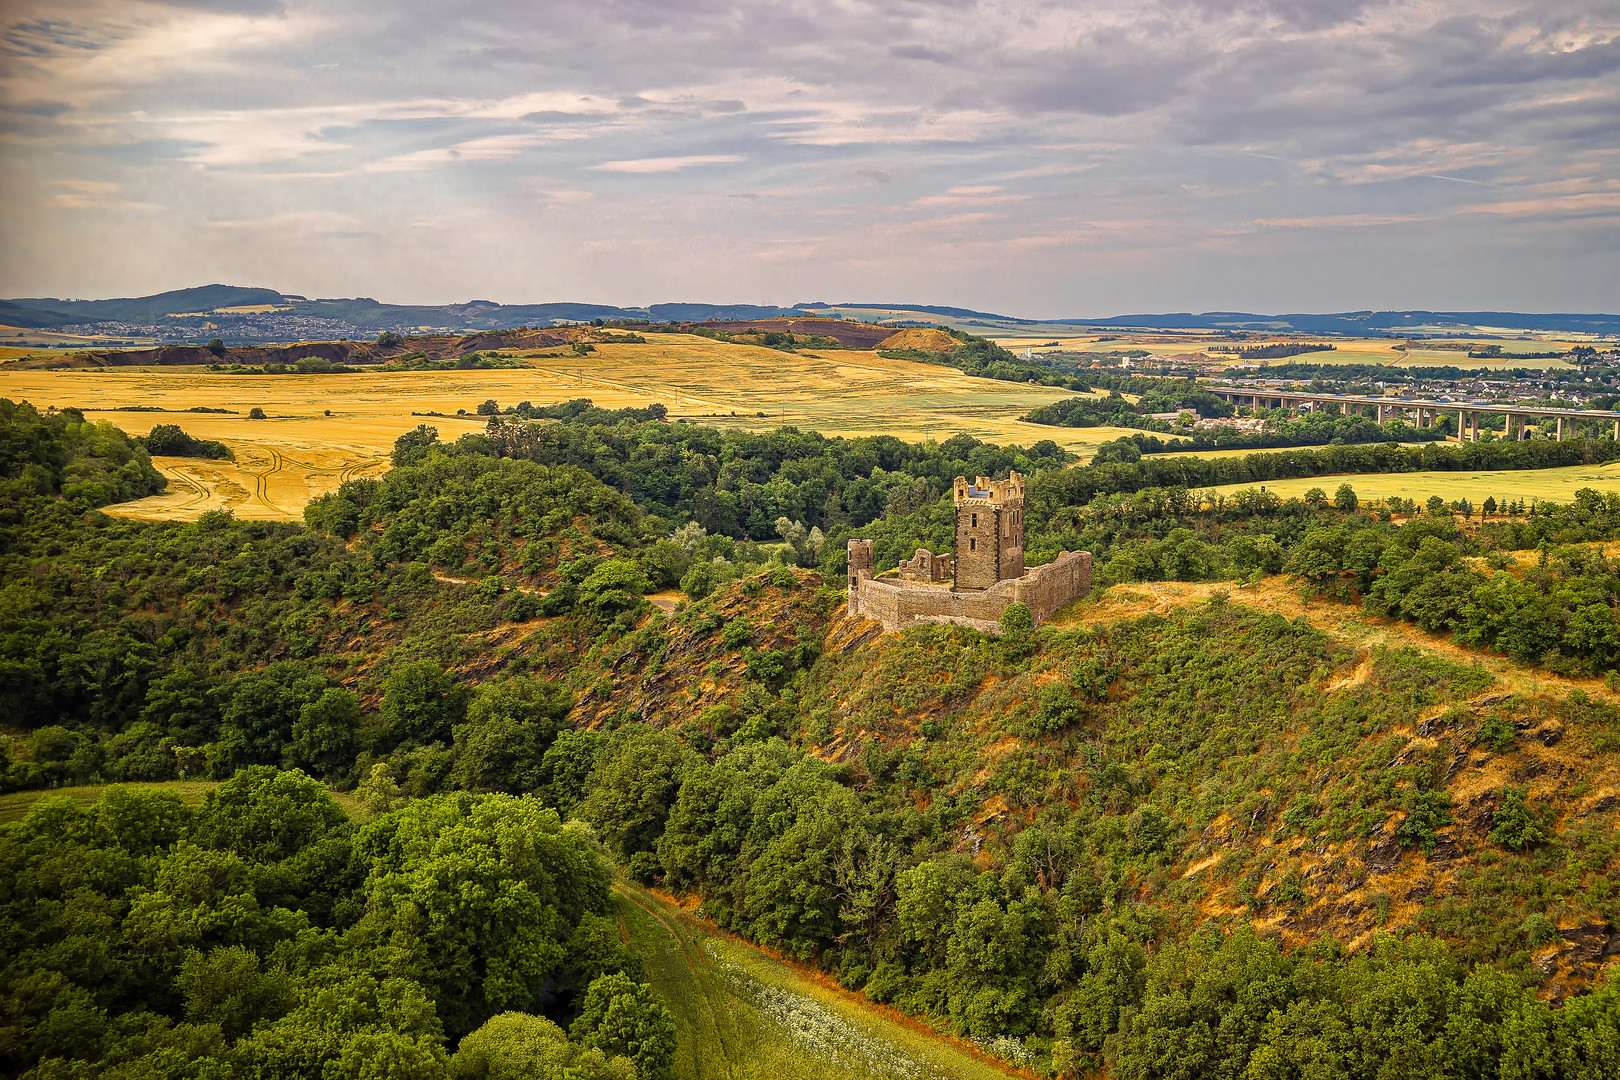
142, 424, 233, 460
1488, 786, 1546, 850
568, 973, 676, 1080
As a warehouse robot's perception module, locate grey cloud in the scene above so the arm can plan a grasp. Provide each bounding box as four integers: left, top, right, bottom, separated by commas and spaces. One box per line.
1171, 0, 1392, 32
2, 0, 1617, 313
890, 43, 954, 63
2, 19, 101, 58
149, 0, 286, 13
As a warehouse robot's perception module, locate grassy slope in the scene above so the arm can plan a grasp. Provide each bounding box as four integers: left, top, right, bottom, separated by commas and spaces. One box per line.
0, 779, 371, 826
613, 880, 1020, 1080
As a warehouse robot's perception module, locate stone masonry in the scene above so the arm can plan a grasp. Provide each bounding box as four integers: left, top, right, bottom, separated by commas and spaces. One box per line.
847, 471, 1091, 632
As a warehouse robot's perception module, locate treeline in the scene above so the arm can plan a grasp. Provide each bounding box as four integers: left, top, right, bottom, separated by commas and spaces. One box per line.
0, 398, 165, 514
1020, 383, 1235, 431
1281, 491, 1620, 670
1027, 437, 1620, 519
1088, 415, 1435, 461
1053, 483, 1620, 673
1215, 342, 1337, 359
379, 351, 532, 372
390, 407, 1072, 539
0, 770, 673, 1078
1239, 360, 1543, 382
687, 326, 845, 351
881, 333, 1095, 392
209, 357, 362, 375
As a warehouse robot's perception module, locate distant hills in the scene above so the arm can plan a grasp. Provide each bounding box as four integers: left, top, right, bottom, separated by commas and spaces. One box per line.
3, 284, 1617, 342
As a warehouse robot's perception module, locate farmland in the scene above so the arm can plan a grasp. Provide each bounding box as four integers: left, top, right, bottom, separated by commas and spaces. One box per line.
1210, 460, 1620, 504
0, 336, 1141, 521
985, 333, 1585, 371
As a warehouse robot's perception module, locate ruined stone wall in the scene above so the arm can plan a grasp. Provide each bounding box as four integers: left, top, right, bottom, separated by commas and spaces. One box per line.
847, 539, 874, 616
850, 549, 1091, 632
895, 547, 953, 582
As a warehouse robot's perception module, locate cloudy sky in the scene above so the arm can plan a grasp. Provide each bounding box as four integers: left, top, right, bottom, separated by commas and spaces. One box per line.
2, 0, 1618, 316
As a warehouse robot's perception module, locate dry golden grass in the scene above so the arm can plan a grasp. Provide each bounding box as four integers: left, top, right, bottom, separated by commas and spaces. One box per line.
874, 327, 956, 352
1054, 576, 1618, 705
1, 337, 1125, 521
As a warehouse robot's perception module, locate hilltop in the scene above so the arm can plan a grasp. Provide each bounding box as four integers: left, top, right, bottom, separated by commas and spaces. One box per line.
7, 284, 1619, 344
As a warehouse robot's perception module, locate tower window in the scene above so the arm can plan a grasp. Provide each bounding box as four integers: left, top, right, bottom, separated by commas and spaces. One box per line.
969, 538, 976, 551
971, 513, 977, 527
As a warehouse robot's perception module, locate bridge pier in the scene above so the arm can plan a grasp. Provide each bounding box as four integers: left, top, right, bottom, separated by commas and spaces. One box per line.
1557, 416, 1565, 442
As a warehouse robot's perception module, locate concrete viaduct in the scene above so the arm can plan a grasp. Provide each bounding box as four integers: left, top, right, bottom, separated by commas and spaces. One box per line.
1206, 387, 1620, 443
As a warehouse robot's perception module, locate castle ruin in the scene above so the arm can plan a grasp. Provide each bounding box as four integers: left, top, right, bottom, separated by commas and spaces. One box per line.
847, 471, 1091, 633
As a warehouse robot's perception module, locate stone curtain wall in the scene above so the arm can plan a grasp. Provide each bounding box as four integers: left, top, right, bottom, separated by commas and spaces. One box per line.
850, 551, 1091, 632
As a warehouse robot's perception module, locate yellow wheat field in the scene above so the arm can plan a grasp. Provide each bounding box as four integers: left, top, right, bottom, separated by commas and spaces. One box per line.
1, 337, 1142, 522
1210, 462, 1620, 505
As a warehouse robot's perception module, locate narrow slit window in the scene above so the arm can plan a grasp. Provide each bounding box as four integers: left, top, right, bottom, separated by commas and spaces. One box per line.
969, 538, 976, 552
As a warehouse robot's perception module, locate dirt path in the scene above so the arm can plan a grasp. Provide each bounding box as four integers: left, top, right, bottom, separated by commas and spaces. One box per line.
1053, 576, 1617, 703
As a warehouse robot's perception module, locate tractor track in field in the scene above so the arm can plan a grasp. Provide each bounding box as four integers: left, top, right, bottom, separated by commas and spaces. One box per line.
613, 884, 747, 1075
155, 463, 210, 508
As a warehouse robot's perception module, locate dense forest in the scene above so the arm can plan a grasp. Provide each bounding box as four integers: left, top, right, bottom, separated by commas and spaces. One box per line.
4, 396, 1620, 1078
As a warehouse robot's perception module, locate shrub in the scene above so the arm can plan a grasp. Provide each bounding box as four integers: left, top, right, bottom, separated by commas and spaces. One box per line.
1488, 786, 1547, 850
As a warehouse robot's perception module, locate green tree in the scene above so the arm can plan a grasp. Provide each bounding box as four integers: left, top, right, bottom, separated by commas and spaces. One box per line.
1282, 525, 1348, 593
218, 662, 328, 770
577, 558, 649, 620
381, 660, 460, 748
1334, 482, 1358, 512
452, 1012, 635, 1080
568, 973, 676, 1080
176, 944, 296, 1038
580, 726, 688, 863
353, 793, 610, 1037
192, 765, 347, 863
392, 424, 441, 467
451, 675, 572, 792
231, 969, 450, 1080
290, 688, 361, 778
999, 601, 1034, 637
535, 729, 603, 816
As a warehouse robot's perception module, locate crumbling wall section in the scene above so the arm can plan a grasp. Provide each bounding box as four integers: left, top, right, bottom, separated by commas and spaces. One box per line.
849, 549, 1091, 632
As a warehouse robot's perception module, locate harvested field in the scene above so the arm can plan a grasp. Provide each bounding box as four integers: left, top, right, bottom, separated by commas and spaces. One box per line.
2, 336, 1126, 522
1209, 461, 1620, 504
876, 327, 957, 353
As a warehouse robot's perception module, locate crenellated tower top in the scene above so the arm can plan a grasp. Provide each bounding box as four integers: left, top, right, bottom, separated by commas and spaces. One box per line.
953, 471, 1024, 507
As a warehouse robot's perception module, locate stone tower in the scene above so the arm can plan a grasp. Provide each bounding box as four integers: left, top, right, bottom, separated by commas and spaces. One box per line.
952, 472, 1025, 589
847, 538, 874, 615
